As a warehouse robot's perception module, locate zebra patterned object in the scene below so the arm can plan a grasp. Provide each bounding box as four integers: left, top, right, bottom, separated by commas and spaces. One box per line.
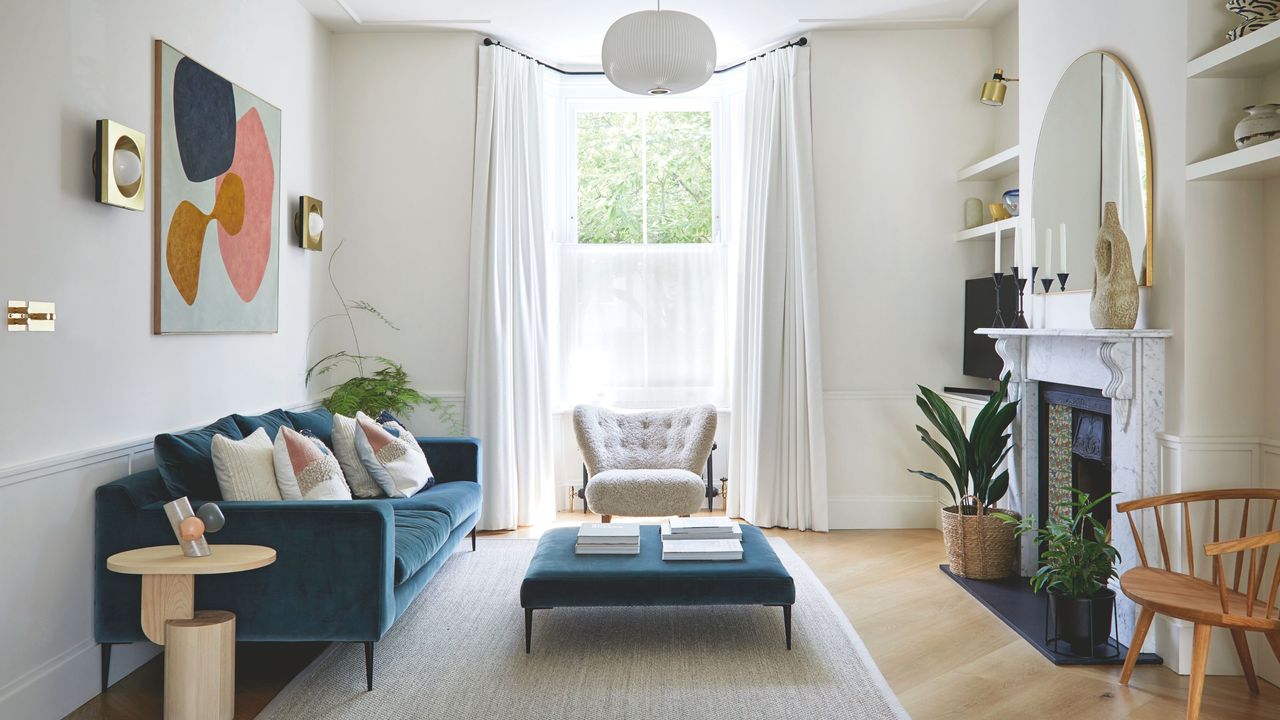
1227, 0, 1280, 40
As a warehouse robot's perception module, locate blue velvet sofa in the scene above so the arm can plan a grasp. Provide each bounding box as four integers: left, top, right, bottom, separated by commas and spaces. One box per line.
93, 408, 481, 692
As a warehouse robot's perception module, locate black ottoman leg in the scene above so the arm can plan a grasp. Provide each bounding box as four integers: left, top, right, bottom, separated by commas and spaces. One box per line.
525, 608, 533, 653
365, 641, 374, 691
783, 605, 792, 650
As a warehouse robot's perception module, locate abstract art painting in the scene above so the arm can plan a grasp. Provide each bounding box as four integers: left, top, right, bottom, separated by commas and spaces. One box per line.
154, 41, 280, 334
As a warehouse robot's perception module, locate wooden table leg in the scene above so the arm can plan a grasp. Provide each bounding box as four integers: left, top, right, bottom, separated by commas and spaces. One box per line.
165, 610, 235, 720
141, 574, 194, 645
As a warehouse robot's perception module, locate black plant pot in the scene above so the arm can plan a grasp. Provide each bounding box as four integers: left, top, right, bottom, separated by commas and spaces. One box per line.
1050, 589, 1115, 657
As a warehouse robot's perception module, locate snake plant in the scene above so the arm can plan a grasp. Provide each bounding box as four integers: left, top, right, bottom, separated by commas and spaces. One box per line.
908, 372, 1018, 512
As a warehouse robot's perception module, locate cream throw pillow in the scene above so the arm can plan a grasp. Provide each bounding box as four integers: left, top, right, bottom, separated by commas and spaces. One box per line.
331, 413, 385, 497
211, 428, 282, 501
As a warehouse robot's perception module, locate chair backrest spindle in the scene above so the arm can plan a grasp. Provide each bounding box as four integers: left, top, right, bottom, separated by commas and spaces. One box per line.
1183, 502, 1194, 576
1126, 511, 1148, 568
1234, 499, 1251, 592
1155, 510, 1171, 570
1212, 499, 1221, 584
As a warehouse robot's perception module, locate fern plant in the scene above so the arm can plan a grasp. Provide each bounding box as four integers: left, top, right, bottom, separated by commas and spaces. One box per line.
305, 239, 463, 434
907, 373, 1018, 513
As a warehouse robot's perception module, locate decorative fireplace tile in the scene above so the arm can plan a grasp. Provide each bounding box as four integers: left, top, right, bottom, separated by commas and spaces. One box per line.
1047, 403, 1074, 524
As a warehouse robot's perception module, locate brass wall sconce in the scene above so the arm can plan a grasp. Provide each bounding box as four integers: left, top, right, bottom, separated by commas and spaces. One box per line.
8, 301, 56, 332
93, 120, 145, 211
294, 196, 325, 251
981, 68, 1019, 107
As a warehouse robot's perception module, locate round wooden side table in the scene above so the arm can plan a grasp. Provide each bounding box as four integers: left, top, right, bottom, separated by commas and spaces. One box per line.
107, 544, 275, 720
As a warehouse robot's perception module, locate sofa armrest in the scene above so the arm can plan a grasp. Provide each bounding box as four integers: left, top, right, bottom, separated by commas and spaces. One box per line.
96, 497, 397, 643
418, 436, 481, 486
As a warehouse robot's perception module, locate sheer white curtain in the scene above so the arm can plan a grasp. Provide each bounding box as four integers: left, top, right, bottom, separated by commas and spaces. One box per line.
727, 46, 828, 531
466, 46, 556, 530
557, 243, 728, 408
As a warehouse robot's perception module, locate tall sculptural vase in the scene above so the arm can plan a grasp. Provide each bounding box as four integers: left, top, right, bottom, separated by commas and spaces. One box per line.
1090, 202, 1140, 330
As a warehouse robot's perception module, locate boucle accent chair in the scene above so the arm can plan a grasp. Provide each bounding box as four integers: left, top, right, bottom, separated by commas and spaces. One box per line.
573, 404, 717, 521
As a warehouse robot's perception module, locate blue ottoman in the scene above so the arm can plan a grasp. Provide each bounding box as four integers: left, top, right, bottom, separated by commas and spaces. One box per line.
519, 524, 795, 652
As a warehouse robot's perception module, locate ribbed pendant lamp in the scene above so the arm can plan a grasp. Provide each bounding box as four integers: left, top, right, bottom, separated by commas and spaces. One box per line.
601, 2, 717, 96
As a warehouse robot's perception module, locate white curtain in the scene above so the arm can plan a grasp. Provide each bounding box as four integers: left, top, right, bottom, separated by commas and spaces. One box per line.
728, 46, 828, 531
465, 47, 556, 530
557, 243, 728, 409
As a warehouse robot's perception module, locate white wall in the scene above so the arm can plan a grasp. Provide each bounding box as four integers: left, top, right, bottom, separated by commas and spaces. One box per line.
0, 1, 333, 717
323, 32, 478, 436
810, 29, 995, 527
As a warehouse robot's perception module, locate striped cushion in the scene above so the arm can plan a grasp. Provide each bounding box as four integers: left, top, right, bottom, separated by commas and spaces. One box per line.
211, 428, 281, 501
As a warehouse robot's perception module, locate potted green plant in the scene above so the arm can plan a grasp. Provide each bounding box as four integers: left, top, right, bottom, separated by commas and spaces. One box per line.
998, 489, 1120, 656
907, 373, 1019, 579
305, 239, 461, 432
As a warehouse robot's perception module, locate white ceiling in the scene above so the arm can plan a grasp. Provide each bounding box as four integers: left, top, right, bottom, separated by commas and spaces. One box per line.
299, 0, 1016, 70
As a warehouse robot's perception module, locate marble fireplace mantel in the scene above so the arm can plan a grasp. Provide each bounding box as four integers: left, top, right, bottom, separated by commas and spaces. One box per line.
977, 327, 1172, 643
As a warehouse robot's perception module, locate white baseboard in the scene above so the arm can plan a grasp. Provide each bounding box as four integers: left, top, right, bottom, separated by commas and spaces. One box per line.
828, 495, 939, 529
0, 641, 160, 720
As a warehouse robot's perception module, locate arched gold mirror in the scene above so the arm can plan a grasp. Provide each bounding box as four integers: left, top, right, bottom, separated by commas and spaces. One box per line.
1033, 52, 1152, 290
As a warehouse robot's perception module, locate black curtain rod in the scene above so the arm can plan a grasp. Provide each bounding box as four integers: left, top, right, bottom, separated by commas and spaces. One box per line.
481, 36, 808, 77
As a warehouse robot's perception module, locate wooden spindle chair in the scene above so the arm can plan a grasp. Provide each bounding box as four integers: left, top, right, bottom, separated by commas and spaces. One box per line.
1116, 489, 1280, 720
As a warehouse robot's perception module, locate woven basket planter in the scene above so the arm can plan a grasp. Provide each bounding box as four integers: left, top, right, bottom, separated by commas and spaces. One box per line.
941, 501, 1019, 580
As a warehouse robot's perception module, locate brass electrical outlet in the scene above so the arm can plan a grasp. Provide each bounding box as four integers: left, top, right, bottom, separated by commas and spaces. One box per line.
7, 301, 56, 332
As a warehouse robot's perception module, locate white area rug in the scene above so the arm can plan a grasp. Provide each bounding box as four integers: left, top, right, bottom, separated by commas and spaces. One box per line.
257, 538, 909, 720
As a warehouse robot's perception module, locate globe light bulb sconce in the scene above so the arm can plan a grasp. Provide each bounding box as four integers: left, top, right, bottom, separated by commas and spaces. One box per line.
92, 119, 146, 211
294, 196, 325, 251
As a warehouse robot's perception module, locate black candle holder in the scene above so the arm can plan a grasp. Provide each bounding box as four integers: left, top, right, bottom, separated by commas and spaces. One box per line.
991, 272, 1007, 328
1057, 272, 1070, 292
1011, 268, 1029, 329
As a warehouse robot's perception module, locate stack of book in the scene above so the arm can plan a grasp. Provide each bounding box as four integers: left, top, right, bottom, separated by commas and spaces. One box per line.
575, 522, 640, 555
661, 517, 743, 561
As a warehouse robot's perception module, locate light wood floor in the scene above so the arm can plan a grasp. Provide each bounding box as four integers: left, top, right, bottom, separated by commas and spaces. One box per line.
68, 511, 1280, 719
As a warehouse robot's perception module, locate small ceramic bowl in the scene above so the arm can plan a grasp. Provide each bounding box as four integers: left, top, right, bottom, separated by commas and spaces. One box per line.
989, 203, 1012, 222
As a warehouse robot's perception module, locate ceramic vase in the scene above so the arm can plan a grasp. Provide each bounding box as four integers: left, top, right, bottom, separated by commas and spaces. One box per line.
1226, 0, 1280, 40
964, 197, 983, 229
1090, 202, 1139, 330
1235, 104, 1280, 149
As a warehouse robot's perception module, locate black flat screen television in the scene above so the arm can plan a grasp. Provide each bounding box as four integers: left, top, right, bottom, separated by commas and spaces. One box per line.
963, 276, 1019, 380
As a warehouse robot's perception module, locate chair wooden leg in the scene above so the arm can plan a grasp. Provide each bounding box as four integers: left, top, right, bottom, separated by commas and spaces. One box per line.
1186, 624, 1212, 720
1120, 607, 1155, 685
1229, 629, 1260, 694
601, 515, 612, 524
1266, 631, 1280, 667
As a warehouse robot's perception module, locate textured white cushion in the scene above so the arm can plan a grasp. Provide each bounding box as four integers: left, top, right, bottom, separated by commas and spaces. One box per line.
584, 469, 705, 517
331, 413, 385, 498
273, 426, 352, 501
211, 428, 282, 501
354, 412, 434, 498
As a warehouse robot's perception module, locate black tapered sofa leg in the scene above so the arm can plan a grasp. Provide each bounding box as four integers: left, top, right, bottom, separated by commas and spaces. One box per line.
470, 526, 477, 551
100, 643, 112, 694
365, 641, 374, 691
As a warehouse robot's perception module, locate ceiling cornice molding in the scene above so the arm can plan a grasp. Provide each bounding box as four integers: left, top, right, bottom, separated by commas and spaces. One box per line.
799, 0, 993, 27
